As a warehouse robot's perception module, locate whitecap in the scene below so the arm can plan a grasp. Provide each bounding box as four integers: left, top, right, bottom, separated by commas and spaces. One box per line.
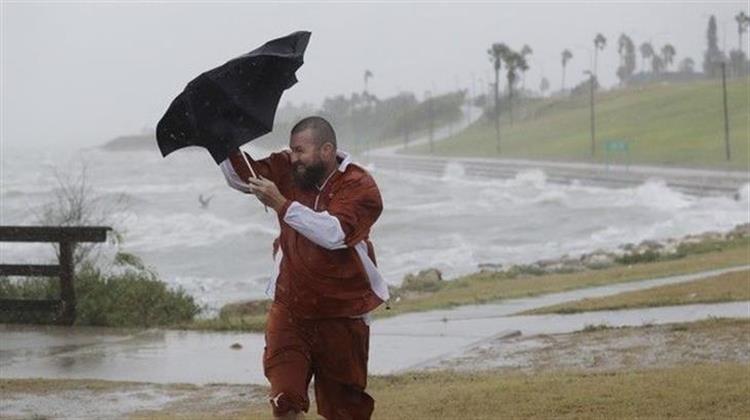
120, 212, 278, 252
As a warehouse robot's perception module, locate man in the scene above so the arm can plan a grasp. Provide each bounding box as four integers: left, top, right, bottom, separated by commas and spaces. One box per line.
220, 116, 389, 419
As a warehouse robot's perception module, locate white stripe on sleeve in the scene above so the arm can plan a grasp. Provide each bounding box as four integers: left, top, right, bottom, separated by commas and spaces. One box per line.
219, 158, 252, 193
354, 241, 390, 302
283, 201, 347, 250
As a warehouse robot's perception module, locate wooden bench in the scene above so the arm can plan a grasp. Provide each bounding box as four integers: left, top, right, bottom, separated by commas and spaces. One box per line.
0, 226, 110, 325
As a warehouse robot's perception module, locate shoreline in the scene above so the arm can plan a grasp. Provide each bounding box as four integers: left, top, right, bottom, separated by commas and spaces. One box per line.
206, 223, 750, 331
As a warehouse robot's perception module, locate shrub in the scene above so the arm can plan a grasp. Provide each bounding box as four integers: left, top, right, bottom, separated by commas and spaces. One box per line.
614, 250, 662, 265
0, 277, 60, 324
0, 257, 200, 328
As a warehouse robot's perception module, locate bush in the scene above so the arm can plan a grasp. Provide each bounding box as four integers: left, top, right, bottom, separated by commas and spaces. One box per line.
0, 258, 200, 328
614, 250, 662, 265
676, 240, 727, 256
0, 277, 61, 324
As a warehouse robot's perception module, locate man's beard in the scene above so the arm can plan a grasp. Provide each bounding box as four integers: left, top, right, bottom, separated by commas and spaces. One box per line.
293, 160, 326, 190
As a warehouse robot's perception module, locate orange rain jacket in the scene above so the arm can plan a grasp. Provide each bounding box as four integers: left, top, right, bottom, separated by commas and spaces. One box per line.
221, 149, 388, 319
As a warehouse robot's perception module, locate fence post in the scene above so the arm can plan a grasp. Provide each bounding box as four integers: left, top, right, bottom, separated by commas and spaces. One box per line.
58, 241, 76, 325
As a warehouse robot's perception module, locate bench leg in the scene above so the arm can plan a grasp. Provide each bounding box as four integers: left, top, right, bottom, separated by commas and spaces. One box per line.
58, 241, 76, 326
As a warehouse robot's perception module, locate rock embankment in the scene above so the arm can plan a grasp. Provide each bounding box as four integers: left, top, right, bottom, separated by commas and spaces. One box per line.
398, 224, 750, 291
476, 223, 749, 276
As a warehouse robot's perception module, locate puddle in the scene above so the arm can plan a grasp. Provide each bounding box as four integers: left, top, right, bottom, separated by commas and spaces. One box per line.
1, 266, 748, 385
0, 326, 263, 384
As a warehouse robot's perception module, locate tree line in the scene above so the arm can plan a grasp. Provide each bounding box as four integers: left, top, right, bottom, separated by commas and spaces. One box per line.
275, 86, 466, 151
492, 11, 749, 101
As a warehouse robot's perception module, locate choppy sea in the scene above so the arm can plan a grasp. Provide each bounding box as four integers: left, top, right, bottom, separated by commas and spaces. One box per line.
2, 143, 748, 313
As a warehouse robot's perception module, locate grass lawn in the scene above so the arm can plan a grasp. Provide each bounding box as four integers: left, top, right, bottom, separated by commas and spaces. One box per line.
11, 362, 745, 419
406, 78, 750, 170
523, 269, 750, 315
233, 363, 750, 420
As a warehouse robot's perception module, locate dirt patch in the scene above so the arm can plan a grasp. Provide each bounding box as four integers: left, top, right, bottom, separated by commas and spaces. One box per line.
430, 318, 750, 373
0, 380, 266, 420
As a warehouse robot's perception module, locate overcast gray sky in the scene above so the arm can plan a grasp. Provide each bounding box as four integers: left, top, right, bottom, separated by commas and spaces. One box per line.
1, 1, 747, 149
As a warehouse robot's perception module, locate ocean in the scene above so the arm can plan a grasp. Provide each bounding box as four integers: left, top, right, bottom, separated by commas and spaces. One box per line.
2, 142, 748, 313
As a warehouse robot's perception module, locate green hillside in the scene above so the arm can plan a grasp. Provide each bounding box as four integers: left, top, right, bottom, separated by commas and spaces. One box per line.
406, 78, 749, 170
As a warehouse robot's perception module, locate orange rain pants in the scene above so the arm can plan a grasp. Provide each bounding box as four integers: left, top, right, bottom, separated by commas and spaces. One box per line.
263, 303, 374, 419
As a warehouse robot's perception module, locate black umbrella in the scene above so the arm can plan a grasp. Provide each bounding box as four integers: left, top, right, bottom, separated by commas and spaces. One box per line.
156, 31, 311, 164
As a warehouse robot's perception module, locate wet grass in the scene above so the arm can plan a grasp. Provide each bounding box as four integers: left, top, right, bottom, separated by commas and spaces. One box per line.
523, 269, 750, 315
371, 363, 750, 419
406, 78, 750, 170
233, 363, 750, 420
182, 314, 266, 332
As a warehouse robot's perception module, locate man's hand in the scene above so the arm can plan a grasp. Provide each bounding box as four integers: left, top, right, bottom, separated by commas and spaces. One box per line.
247, 176, 288, 213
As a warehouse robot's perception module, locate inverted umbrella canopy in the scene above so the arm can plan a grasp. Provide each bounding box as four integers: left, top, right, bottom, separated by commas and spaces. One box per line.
156, 31, 311, 164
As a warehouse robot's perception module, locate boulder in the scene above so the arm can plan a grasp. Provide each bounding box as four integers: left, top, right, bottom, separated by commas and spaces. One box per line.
401, 268, 444, 292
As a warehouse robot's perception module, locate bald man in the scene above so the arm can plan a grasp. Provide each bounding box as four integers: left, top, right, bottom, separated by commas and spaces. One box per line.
220, 116, 388, 420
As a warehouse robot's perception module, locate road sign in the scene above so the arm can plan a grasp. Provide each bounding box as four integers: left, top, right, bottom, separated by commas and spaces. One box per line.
605, 140, 629, 152
604, 139, 631, 171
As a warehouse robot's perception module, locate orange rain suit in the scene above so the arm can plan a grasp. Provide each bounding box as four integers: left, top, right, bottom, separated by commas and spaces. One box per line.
225, 149, 386, 419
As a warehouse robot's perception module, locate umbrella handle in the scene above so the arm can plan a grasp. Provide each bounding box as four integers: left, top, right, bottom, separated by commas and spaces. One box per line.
239, 150, 258, 179
239, 150, 269, 213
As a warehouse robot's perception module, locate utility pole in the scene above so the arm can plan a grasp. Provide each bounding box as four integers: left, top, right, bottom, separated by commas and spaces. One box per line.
427, 91, 434, 153
494, 77, 500, 153
721, 61, 731, 161
585, 70, 596, 157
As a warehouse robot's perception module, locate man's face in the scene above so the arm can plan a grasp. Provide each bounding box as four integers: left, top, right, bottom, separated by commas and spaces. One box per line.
290, 129, 326, 190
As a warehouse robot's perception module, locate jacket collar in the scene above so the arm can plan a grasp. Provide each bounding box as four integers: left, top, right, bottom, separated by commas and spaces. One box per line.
336, 150, 352, 172
317, 150, 351, 191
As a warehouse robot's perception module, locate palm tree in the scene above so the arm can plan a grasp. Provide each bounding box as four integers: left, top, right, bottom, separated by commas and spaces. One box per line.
593, 33, 607, 77
639, 42, 654, 72
678, 57, 695, 73
363, 69, 373, 93
501, 49, 528, 126
487, 43, 507, 152
651, 54, 665, 74
561, 49, 573, 91
520, 44, 533, 90
736, 12, 750, 54
661, 44, 676, 71
540, 77, 550, 96
616, 34, 636, 84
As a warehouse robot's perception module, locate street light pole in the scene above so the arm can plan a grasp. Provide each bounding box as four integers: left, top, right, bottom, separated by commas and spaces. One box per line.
494, 72, 501, 153
721, 61, 731, 161
584, 70, 596, 157
426, 91, 435, 154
